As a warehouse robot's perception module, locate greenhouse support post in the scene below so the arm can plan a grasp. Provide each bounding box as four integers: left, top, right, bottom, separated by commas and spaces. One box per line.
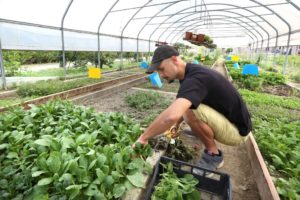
272, 35, 279, 67
120, 36, 123, 70
137, 39, 139, 64
0, 39, 6, 90
97, 0, 119, 68
120, 0, 152, 70
61, 0, 74, 79
148, 39, 151, 63
283, 33, 291, 74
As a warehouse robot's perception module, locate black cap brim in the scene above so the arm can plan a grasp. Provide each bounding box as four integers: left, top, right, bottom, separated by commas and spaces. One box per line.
146, 62, 161, 74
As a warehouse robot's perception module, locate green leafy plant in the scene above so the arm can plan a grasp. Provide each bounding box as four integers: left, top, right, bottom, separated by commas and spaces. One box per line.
226, 48, 233, 54
3, 60, 21, 77
151, 162, 200, 200
290, 71, 300, 83
260, 72, 286, 85
124, 91, 169, 112
16, 78, 106, 97
228, 67, 286, 91
241, 90, 300, 200
204, 35, 213, 44
0, 100, 153, 199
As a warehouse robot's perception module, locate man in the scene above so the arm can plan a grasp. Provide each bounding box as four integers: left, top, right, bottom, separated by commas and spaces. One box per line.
136, 45, 252, 172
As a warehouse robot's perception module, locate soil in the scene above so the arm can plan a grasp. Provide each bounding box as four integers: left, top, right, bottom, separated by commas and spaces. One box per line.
77, 88, 175, 125
180, 133, 260, 200
261, 84, 300, 98
75, 88, 260, 200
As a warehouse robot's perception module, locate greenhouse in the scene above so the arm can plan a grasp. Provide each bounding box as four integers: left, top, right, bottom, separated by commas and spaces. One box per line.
0, 0, 300, 199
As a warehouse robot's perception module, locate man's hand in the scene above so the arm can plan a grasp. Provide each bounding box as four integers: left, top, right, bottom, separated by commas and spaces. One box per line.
132, 135, 148, 149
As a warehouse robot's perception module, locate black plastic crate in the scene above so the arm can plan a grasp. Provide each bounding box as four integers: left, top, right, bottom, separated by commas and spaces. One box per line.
145, 156, 232, 200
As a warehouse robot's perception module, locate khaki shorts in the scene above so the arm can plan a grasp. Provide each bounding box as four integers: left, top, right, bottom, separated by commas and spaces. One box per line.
192, 104, 249, 146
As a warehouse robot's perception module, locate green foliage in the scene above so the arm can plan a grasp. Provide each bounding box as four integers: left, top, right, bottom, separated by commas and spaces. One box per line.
3, 60, 21, 76
2, 51, 22, 76
239, 60, 251, 66
256, 54, 263, 65
225, 48, 233, 54
228, 67, 286, 91
240, 89, 300, 110
204, 35, 213, 44
99, 52, 118, 69
194, 53, 202, 61
140, 113, 158, 127
3, 50, 59, 65
204, 55, 211, 61
274, 55, 300, 66
265, 66, 279, 73
165, 140, 194, 162
173, 43, 191, 55
261, 72, 286, 85
16, 78, 104, 97
225, 60, 235, 65
252, 117, 300, 200
241, 90, 300, 200
124, 91, 169, 112
229, 69, 263, 91
133, 142, 153, 160
0, 97, 36, 108
203, 60, 215, 67
291, 71, 300, 83
0, 100, 152, 199
19, 66, 87, 77
151, 162, 200, 200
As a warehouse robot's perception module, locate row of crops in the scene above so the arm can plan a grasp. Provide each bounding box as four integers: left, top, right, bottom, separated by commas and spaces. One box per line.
0, 87, 217, 200
240, 89, 300, 199
0, 68, 142, 108
225, 61, 300, 199
0, 100, 153, 199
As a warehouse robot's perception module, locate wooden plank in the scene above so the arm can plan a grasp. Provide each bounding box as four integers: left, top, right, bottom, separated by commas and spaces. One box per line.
0, 89, 17, 98
245, 133, 280, 200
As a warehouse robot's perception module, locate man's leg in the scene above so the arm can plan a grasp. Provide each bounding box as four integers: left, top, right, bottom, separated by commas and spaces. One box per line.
183, 109, 224, 175
183, 109, 219, 154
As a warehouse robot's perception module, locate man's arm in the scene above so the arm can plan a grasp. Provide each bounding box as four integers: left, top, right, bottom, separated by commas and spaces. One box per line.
137, 98, 192, 144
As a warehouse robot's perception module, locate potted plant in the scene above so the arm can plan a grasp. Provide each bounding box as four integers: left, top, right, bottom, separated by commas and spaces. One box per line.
185, 32, 193, 40
197, 34, 205, 43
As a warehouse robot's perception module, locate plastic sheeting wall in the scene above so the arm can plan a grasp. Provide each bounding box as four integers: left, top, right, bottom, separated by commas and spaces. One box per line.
0, 23, 155, 52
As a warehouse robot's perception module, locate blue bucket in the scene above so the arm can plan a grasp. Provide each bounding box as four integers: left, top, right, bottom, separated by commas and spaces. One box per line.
233, 63, 239, 69
149, 72, 163, 88
193, 60, 199, 64
140, 61, 148, 69
242, 64, 259, 76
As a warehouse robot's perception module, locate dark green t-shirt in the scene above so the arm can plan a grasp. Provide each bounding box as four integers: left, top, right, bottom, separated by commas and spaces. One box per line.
177, 63, 252, 136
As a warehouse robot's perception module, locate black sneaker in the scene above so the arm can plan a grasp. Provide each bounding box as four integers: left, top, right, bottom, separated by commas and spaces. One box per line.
193, 149, 224, 177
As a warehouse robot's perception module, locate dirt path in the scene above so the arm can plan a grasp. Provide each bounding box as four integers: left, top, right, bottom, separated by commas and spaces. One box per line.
75, 88, 260, 200
211, 59, 232, 82
288, 82, 300, 91
180, 133, 259, 200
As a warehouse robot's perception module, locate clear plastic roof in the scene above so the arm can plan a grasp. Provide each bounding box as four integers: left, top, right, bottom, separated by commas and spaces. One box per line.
0, 0, 300, 51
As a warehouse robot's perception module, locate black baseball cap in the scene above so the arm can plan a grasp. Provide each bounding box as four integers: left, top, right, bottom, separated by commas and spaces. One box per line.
146, 45, 179, 74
